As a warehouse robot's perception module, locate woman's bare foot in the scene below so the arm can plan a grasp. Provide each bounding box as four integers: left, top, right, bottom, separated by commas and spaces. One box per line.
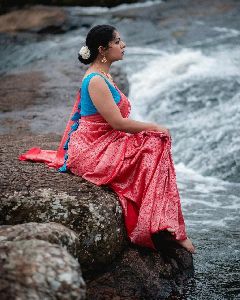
177, 237, 196, 254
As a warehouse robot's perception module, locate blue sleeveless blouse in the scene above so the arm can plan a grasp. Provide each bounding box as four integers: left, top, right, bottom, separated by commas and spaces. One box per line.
80, 72, 121, 116
58, 72, 121, 173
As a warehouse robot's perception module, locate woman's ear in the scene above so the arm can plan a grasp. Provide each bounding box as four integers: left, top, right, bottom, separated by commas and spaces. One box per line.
98, 45, 105, 55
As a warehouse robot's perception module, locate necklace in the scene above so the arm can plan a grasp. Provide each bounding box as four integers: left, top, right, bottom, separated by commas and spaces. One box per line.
94, 66, 114, 82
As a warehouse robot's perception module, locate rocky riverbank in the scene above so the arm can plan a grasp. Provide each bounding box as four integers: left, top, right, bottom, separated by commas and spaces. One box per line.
0, 3, 195, 299
0, 63, 194, 300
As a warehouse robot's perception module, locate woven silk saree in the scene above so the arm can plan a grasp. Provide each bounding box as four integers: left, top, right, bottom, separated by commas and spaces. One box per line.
19, 84, 187, 250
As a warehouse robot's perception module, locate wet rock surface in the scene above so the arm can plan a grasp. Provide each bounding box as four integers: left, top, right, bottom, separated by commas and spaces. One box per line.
0, 239, 86, 300
86, 246, 193, 299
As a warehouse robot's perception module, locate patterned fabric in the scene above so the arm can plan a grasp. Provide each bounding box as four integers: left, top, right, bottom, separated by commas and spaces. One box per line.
19, 90, 81, 170
19, 77, 187, 250
67, 82, 187, 250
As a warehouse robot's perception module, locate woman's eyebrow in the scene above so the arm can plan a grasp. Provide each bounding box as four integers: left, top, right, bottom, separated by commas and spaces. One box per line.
115, 37, 121, 41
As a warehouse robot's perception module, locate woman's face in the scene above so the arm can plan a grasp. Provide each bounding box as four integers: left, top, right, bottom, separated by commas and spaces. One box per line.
106, 31, 126, 62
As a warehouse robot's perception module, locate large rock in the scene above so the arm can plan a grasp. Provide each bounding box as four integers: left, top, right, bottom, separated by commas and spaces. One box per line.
0, 239, 86, 300
0, 222, 80, 257
0, 6, 70, 34
86, 246, 193, 299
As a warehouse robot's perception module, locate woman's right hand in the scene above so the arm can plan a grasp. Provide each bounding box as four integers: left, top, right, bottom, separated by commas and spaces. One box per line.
152, 124, 170, 135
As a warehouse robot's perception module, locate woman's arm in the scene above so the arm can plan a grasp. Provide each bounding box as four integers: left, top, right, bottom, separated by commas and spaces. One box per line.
114, 118, 169, 134
88, 76, 169, 134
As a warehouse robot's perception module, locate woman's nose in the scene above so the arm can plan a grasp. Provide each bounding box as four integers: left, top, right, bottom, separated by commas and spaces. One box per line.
121, 41, 126, 48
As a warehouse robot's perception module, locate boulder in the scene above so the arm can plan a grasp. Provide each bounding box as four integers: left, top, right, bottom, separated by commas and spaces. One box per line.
86, 246, 193, 299
0, 239, 86, 300
0, 222, 80, 257
0, 6, 70, 34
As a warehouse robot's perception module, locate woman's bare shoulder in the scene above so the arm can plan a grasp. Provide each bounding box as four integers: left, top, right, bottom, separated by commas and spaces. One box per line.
88, 74, 108, 90
82, 71, 105, 85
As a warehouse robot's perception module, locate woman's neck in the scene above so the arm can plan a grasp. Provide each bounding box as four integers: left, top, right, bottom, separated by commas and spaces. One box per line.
91, 61, 111, 74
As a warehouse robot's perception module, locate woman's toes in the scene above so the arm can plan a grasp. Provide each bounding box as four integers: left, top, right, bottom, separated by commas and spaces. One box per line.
177, 237, 196, 254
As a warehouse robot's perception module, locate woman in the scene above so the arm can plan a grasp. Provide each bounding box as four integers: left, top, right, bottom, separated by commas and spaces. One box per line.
19, 24, 195, 254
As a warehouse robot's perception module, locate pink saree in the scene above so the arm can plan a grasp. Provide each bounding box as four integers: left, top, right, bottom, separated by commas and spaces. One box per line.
19, 83, 187, 250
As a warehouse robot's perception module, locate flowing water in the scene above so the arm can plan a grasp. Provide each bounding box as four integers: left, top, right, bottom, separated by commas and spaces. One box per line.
123, 32, 240, 300
0, 0, 239, 299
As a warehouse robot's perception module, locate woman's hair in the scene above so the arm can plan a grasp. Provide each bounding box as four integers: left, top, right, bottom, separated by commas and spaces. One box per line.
78, 24, 117, 65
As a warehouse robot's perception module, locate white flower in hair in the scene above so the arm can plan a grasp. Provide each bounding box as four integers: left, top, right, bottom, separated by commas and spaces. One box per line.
79, 45, 90, 60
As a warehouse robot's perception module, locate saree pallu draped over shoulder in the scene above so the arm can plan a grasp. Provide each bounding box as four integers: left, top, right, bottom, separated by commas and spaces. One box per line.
19, 84, 187, 250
